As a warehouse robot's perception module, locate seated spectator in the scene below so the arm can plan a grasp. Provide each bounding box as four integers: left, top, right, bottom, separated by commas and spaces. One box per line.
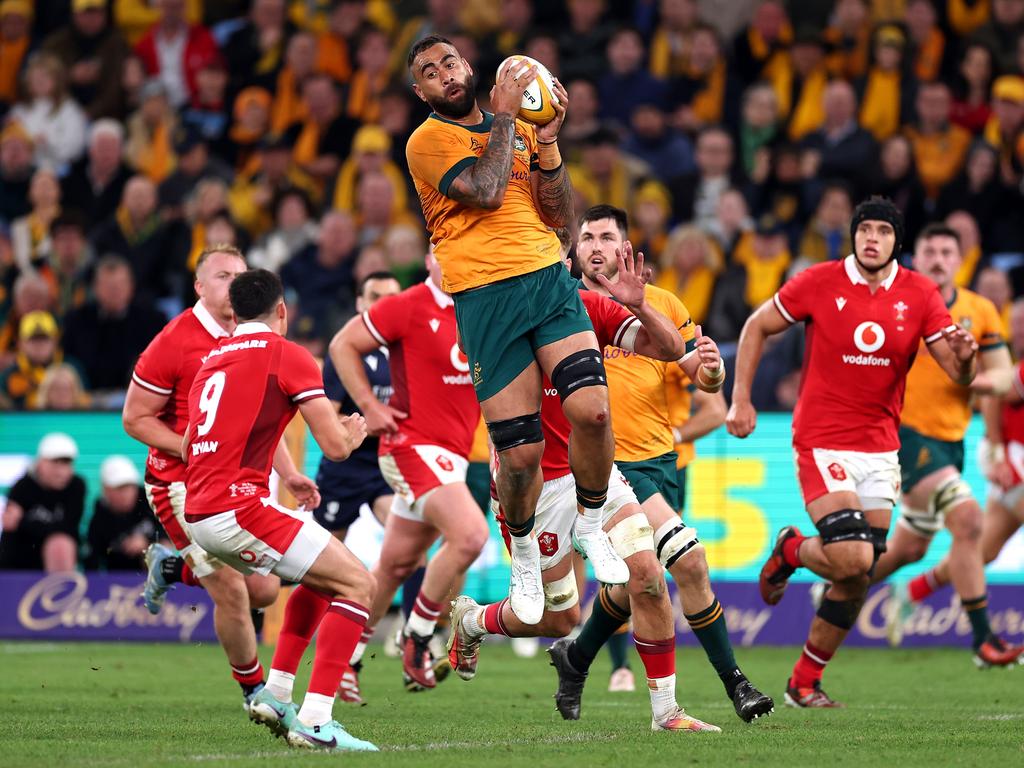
135, 0, 219, 108
315, 0, 367, 84
478, 0, 534, 77
704, 186, 753, 264
352, 243, 390, 288
91, 175, 182, 303
653, 224, 721, 325
974, 0, 1024, 72
181, 56, 231, 156
874, 134, 927, 247
560, 78, 601, 159
557, 0, 614, 83
777, 27, 829, 141
936, 142, 1004, 242
346, 24, 392, 124
904, 0, 945, 82
737, 82, 780, 179
669, 126, 741, 228
976, 265, 1013, 336
124, 79, 180, 182
248, 188, 318, 273
0, 272, 54, 365
946, 209, 988, 288
823, 0, 871, 80
11, 168, 62, 273
382, 224, 427, 287
598, 26, 668, 129
227, 86, 273, 172
524, 33, 560, 78
905, 81, 972, 200
117, 52, 148, 119
732, 0, 792, 85
376, 86, 417, 175
622, 103, 694, 184
10, 51, 89, 174
984, 75, 1024, 176
569, 126, 651, 212
228, 130, 317, 237
796, 181, 854, 269
950, 41, 995, 135
41, 0, 131, 120
0, 121, 35, 224
181, 177, 234, 271
291, 72, 359, 197
673, 23, 739, 134
801, 80, 879, 200
0, 0, 32, 111
0, 310, 63, 408
856, 24, 914, 142
0, 432, 84, 571
628, 180, 672, 258
280, 210, 358, 342
223, 0, 292, 101
61, 255, 165, 395
32, 362, 90, 410
353, 171, 418, 247
115, 0, 202, 46
648, 0, 700, 79
270, 32, 317, 134
330, 124, 409, 215
39, 211, 93, 319
61, 120, 133, 231
83, 456, 157, 571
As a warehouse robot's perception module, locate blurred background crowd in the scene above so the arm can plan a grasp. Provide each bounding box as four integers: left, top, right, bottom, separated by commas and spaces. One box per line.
2, 0, 1024, 418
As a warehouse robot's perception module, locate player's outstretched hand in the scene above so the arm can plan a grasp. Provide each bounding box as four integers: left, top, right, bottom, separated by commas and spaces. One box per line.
491, 62, 535, 118
726, 400, 757, 438
536, 77, 568, 143
694, 325, 721, 371
363, 401, 407, 436
943, 325, 978, 361
340, 413, 369, 454
283, 472, 321, 510
598, 239, 650, 312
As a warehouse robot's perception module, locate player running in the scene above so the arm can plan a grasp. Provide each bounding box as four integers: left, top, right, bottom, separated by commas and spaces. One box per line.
329, 251, 485, 692
858, 224, 1021, 666
727, 197, 978, 708
405, 35, 628, 626
447, 243, 720, 732
183, 268, 375, 752
549, 206, 773, 724
124, 246, 317, 708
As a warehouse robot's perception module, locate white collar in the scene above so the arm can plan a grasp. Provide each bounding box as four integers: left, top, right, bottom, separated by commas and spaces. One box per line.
425, 277, 453, 309
843, 254, 899, 291
233, 322, 272, 337
193, 301, 231, 339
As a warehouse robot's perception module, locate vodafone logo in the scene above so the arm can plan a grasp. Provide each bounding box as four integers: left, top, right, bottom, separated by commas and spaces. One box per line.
853, 322, 885, 353
450, 343, 469, 372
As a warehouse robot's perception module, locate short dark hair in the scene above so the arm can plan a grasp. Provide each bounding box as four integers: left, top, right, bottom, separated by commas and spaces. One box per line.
580, 205, 629, 238
95, 253, 132, 278
229, 269, 283, 322
916, 222, 961, 249
50, 209, 88, 236
407, 34, 453, 68
358, 270, 399, 295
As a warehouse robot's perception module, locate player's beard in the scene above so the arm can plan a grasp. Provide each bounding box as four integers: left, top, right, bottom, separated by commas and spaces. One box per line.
426, 75, 477, 119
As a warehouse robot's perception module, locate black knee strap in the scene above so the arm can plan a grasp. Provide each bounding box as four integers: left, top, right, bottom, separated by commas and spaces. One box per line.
550, 349, 607, 402
869, 526, 888, 559
488, 412, 543, 453
817, 596, 862, 630
815, 508, 870, 545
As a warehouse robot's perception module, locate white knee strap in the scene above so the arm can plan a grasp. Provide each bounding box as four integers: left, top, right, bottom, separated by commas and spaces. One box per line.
544, 570, 579, 612
653, 519, 700, 569
931, 475, 974, 517
607, 513, 655, 560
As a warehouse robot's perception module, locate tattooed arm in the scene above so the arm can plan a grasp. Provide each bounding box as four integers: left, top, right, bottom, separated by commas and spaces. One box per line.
534, 162, 574, 228
447, 112, 517, 209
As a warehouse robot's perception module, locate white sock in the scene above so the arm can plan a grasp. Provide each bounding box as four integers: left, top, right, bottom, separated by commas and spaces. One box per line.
574, 508, 602, 536
462, 607, 487, 638
405, 611, 437, 638
350, 627, 374, 665
649, 674, 678, 722
510, 531, 536, 554
297, 692, 335, 727
265, 669, 295, 703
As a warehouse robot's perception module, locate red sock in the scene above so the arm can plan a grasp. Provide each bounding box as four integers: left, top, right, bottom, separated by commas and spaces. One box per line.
307, 599, 369, 697
634, 635, 676, 680
271, 585, 330, 675
782, 534, 806, 569
181, 562, 201, 587
408, 591, 443, 633
790, 642, 834, 689
908, 570, 939, 603
231, 656, 264, 687
483, 599, 511, 636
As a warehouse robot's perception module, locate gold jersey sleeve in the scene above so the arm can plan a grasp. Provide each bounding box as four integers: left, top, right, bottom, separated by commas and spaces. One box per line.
902, 288, 1006, 442
406, 112, 561, 294
606, 285, 695, 462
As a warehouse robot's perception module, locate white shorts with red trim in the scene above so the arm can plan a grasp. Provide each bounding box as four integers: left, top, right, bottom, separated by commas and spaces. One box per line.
188, 497, 331, 582
493, 467, 638, 570
379, 445, 468, 524
794, 447, 901, 508
144, 481, 223, 578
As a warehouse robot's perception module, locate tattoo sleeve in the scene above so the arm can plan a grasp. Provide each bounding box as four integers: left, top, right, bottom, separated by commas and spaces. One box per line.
447, 113, 516, 209
536, 163, 574, 228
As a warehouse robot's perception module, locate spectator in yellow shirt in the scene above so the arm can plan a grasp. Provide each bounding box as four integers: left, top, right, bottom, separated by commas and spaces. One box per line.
905, 81, 972, 199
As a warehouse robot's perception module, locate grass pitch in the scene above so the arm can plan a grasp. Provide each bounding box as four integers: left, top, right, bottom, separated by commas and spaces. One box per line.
2, 639, 1021, 768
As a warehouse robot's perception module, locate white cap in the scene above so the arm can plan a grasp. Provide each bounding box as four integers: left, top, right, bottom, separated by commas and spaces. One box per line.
100, 455, 141, 487
37, 432, 78, 461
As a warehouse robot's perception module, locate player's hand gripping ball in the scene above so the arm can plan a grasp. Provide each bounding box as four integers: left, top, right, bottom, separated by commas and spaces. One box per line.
496, 55, 559, 125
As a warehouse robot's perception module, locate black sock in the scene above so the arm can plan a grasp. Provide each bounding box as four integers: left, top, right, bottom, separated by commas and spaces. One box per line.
568, 586, 631, 673
250, 608, 265, 635
240, 681, 263, 697
506, 514, 535, 537
962, 594, 992, 651
607, 628, 630, 671
160, 555, 185, 584
684, 598, 742, 698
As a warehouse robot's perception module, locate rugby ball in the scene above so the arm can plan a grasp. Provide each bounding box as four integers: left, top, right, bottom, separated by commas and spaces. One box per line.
497, 55, 559, 125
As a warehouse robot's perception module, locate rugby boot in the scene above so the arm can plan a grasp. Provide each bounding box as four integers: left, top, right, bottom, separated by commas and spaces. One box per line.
784, 680, 844, 708
885, 581, 915, 648
447, 596, 485, 681
974, 635, 1024, 668
509, 537, 545, 625
287, 719, 378, 752
651, 707, 722, 732
759, 526, 801, 605
548, 637, 588, 720
575, 526, 630, 585
337, 661, 362, 704
401, 630, 437, 691
142, 543, 175, 614
732, 678, 774, 722
247, 686, 297, 737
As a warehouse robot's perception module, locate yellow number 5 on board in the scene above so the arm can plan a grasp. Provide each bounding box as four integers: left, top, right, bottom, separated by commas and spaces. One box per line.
686, 458, 769, 571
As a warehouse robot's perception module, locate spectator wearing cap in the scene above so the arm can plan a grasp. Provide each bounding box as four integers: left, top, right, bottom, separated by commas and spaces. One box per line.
269, 31, 317, 134
0, 310, 63, 408
669, 23, 738, 134
628, 180, 673, 258
289, 72, 359, 196
0, 272, 54, 366
39, 211, 93, 320
951, 41, 996, 136
598, 26, 669, 129
83, 456, 158, 571
9, 51, 89, 174
668, 126, 743, 229
800, 80, 879, 201
346, 24, 391, 124
33, 362, 91, 410
227, 86, 273, 171
61, 120, 133, 229
114, 0, 202, 46
10, 168, 62, 274
330, 124, 409, 214
732, 0, 792, 86
248, 187, 318, 273
41, 0, 131, 120
0, 433, 85, 571
124, 79, 180, 182
222, 0, 293, 103
905, 81, 972, 200
0, 121, 36, 224
984, 75, 1024, 175
622, 103, 694, 184
0, 0, 32, 110
158, 127, 233, 220
62, 254, 165, 396
134, 0, 219, 109
856, 24, 914, 142
314, 0, 368, 85
974, 0, 1024, 72
823, 0, 871, 80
